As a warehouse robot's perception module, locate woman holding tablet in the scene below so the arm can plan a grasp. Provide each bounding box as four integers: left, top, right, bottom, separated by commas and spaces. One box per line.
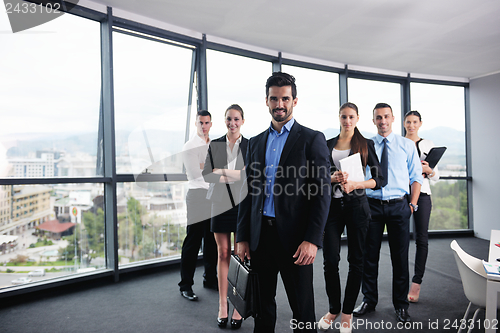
404, 110, 440, 303
318, 102, 384, 333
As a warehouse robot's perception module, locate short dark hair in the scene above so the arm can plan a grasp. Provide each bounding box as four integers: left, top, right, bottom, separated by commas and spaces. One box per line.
404, 110, 422, 121
225, 104, 244, 120
265, 72, 297, 99
373, 103, 392, 114
197, 110, 211, 120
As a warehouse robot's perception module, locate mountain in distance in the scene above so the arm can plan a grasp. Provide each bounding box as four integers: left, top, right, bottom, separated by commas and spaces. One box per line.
3, 126, 465, 167
5, 132, 98, 157
4, 130, 187, 159
319, 126, 465, 167
114, 129, 187, 157
416, 126, 466, 166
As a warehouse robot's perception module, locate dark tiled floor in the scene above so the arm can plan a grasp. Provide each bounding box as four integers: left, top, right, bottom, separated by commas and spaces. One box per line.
0, 236, 497, 333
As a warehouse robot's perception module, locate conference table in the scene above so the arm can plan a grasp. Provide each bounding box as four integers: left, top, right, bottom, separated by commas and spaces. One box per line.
486, 229, 500, 333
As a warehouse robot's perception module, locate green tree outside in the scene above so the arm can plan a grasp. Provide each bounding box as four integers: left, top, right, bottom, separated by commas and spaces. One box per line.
59, 208, 105, 265
429, 180, 468, 230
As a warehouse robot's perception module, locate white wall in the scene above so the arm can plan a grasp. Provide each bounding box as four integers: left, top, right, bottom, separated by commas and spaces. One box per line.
470, 72, 500, 240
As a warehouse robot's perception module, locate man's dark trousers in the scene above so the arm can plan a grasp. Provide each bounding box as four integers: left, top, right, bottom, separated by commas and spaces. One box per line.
361, 197, 411, 311
178, 188, 217, 291
251, 217, 316, 333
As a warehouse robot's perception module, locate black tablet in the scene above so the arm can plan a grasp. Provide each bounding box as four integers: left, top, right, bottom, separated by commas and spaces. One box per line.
423, 147, 447, 169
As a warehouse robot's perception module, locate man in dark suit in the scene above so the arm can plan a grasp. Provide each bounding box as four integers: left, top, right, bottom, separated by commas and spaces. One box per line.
236, 72, 331, 333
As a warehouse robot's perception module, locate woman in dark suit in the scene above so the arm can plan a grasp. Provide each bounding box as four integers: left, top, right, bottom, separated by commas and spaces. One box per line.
318, 102, 384, 333
202, 104, 248, 330
404, 110, 440, 303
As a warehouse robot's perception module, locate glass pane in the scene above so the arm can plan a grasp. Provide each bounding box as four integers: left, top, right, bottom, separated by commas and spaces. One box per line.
0, 183, 105, 290
282, 65, 340, 138
113, 32, 196, 175
428, 179, 468, 230
207, 50, 272, 139
0, 14, 101, 178
410, 82, 466, 176
347, 78, 402, 137
117, 181, 188, 267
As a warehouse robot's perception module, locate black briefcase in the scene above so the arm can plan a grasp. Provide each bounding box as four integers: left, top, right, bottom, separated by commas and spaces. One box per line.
227, 254, 260, 319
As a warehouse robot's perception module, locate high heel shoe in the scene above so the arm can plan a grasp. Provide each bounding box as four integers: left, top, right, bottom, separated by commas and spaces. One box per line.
218, 301, 229, 328
318, 312, 340, 331
230, 306, 243, 330
407, 282, 421, 303
217, 317, 228, 328
339, 314, 352, 333
230, 318, 243, 329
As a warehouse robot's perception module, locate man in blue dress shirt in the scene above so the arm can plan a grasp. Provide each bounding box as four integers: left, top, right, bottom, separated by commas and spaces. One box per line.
237, 72, 331, 332
353, 103, 423, 323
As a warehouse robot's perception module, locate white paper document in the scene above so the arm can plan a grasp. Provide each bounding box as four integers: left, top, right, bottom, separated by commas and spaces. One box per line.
339, 153, 365, 182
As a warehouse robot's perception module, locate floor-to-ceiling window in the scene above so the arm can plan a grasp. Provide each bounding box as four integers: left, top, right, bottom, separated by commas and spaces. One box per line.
113, 28, 198, 267
281, 64, 340, 138
347, 77, 403, 137
0, 10, 104, 285
207, 49, 273, 138
410, 82, 468, 230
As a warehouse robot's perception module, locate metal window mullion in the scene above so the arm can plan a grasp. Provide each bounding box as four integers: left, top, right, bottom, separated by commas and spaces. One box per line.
111, 17, 200, 48
464, 85, 473, 230
101, 7, 119, 282
281, 59, 344, 74
339, 65, 348, 106
0, 177, 111, 185
272, 52, 282, 72
185, 49, 197, 144
112, 28, 196, 51
401, 74, 411, 135
197, 34, 208, 111
206, 42, 277, 63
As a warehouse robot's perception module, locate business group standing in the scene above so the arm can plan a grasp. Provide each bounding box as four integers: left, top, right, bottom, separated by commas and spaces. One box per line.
236, 72, 331, 333
178, 83, 430, 331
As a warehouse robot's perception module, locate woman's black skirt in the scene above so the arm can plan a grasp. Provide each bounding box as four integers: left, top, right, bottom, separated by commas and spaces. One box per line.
211, 203, 239, 233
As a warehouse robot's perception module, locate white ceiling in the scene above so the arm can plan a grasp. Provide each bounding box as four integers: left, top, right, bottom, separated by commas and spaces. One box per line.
89, 0, 500, 79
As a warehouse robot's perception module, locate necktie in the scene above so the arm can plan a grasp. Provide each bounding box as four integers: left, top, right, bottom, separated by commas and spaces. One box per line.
380, 138, 388, 187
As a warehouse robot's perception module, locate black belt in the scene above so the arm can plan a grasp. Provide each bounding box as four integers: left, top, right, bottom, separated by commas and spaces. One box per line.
262, 216, 276, 227
368, 196, 406, 205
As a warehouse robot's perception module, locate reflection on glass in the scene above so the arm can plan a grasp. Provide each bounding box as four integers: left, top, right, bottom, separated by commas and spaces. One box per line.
282, 65, 339, 138
410, 82, 466, 176
347, 78, 402, 137
117, 182, 188, 266
207, 50, 272, 138
429, 179, 467, 230
0, 14, 101, 178
0, 183, 105, 289
113, 32, 196, 175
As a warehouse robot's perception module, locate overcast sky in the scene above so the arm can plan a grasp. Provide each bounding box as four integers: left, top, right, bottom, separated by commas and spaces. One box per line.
1, 9, 466, 151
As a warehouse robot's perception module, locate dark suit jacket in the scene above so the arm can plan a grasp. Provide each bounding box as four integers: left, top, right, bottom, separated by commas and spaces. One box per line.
236, 121, 331, 255
326, 135, 384, 200
202, 135, 248, 206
